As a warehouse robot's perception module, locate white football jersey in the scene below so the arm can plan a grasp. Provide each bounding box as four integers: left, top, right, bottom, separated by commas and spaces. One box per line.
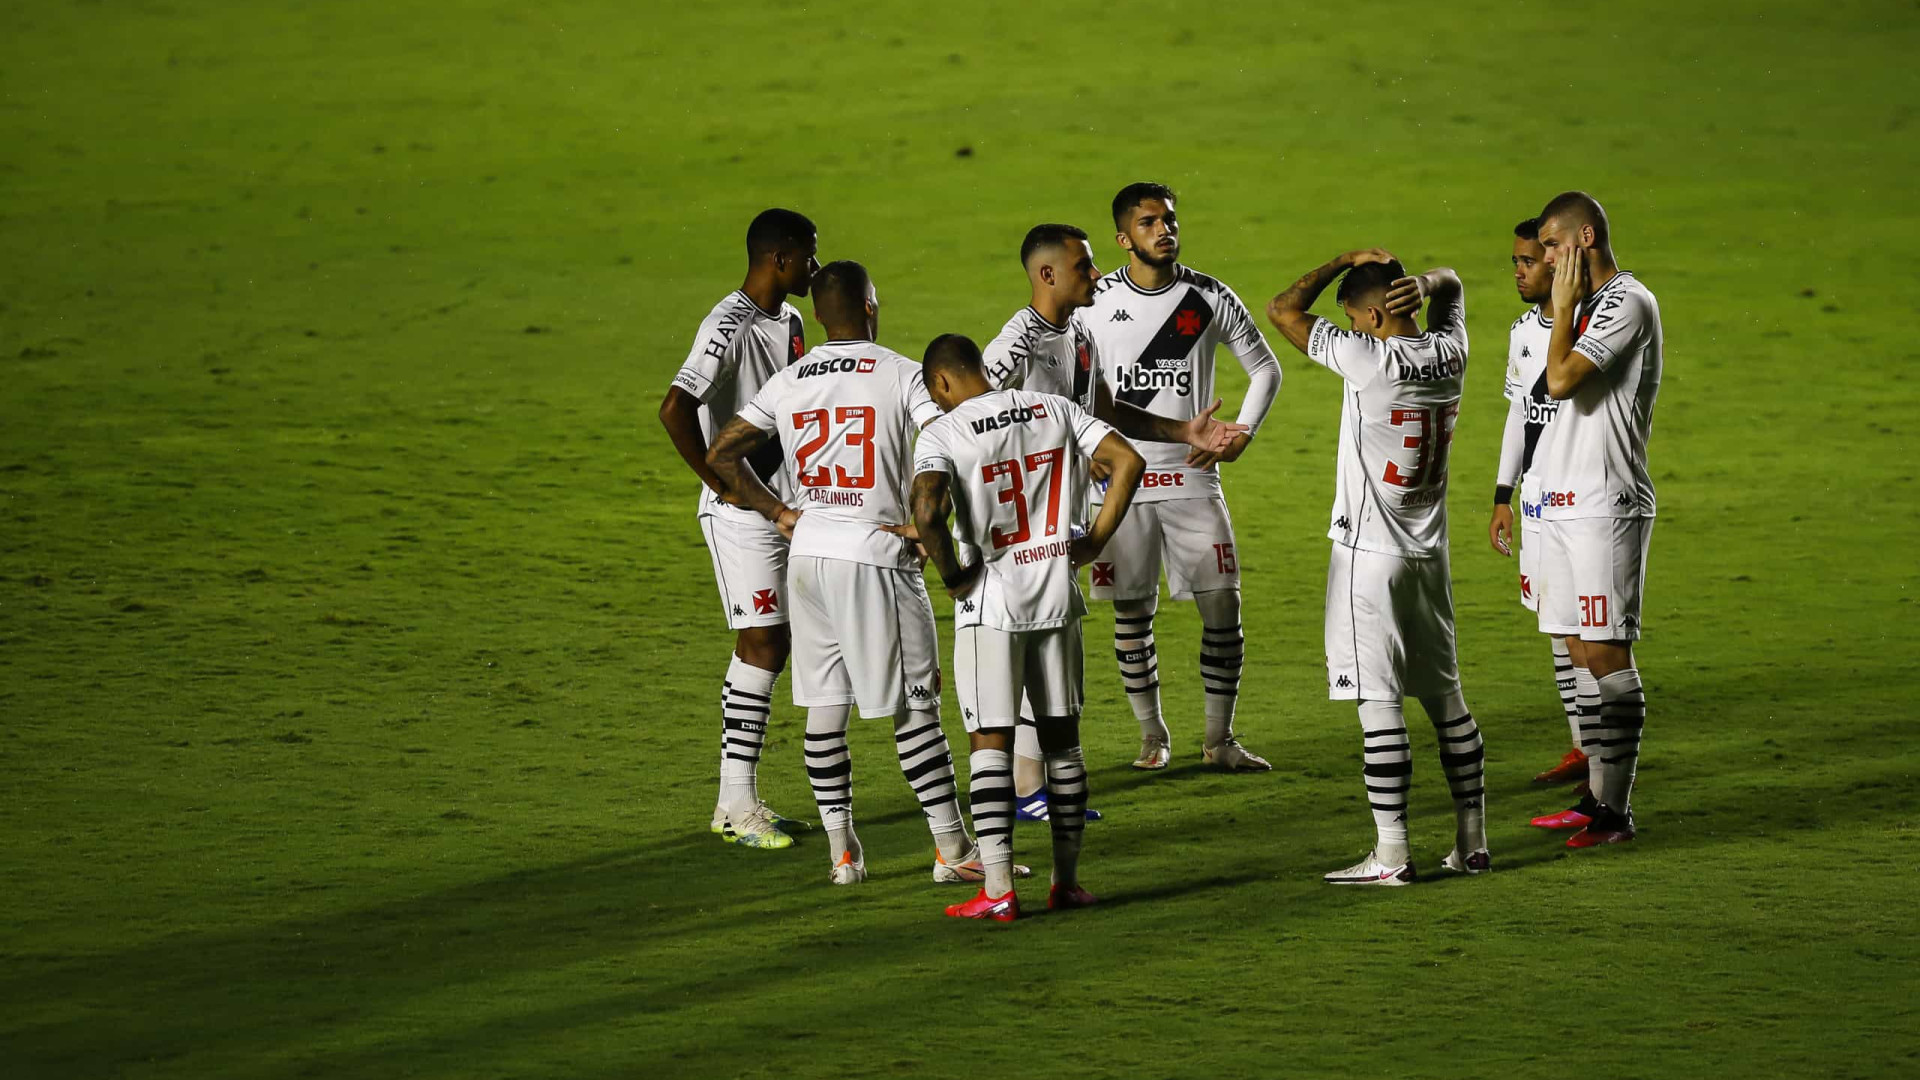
1503, 305, 1561, 516
914, 389, 1115, 632
671, 290, 807, 520
981, 306, 1099, 411
738, 340, 942, 570
1305, 294, 1469, 559
1083, 265, 1280, 502
1536, 271, 1662, 520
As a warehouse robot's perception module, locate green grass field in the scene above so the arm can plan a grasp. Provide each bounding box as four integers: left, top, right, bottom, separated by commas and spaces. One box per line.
4, 1, 1918, 1077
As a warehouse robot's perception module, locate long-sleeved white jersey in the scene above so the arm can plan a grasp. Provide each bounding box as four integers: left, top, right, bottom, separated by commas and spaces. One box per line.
1534, 271, 1663, 521
1083, 265, 1280, 502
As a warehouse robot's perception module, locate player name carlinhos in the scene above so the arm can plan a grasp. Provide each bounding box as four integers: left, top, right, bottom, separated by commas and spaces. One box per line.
795, 356, 878, 378
1395, 355, 1465, 382
805, 488, 866, 507
968, 402, 1051, 434
1011, 537, 1074, 566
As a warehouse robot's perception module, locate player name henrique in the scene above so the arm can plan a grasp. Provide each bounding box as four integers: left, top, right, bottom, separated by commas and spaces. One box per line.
1010, 537, 1073, 566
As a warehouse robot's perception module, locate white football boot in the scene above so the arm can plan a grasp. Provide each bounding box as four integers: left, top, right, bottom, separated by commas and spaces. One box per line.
1203, 737, 1272, 772
829, 849, 867, 885
1442, 848, 1492, 875
933, 845, 1032, 883
1132, 734, 1172, 770
1323, 850, 1416, 886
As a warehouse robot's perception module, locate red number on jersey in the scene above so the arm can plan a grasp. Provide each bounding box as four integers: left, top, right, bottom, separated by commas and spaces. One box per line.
1381, 403, 1459, 489
792, 406, 876, 489
981, 447, 1067, 550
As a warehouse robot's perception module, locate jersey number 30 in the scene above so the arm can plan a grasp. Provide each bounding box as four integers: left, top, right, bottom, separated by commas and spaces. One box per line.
982, 448, 1066, 550
792, 407, 876, 489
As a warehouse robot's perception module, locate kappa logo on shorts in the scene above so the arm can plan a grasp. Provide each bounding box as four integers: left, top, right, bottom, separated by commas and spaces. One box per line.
1622, 613, 1640, 633
1335, 675, 1354, 689
1091, 563, 1116, 587
1334, 516, 1352, 531
1613, 491, 1633, 507
732, 604, 746, 618
1110, 310, 1133, 322
752, 588, 779, 615
908, 684, 933, 701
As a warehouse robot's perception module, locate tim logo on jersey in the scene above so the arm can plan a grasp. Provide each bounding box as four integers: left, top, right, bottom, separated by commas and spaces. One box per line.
1114, 287, 1214, 407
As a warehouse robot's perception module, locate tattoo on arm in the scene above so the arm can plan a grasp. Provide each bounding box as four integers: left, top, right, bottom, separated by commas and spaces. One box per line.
705, 417, 782, 518
910, 472, 965, 584
1267, 257, 1347, 352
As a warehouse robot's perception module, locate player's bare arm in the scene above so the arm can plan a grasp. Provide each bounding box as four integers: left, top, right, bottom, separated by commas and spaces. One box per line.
1093, 378, 1244, 467
706, 415, 800, 538
1383, 267, 1463, 323
659, 387, 738, 505
1071, 432, 1145, 568
1544, 237, 1601, 399
1266, 249, 1396, 352
909, 470, 980, 597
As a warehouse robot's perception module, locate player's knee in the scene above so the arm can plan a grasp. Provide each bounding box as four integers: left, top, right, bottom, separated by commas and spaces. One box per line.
1583, 641, 1634, 678
1114, 596, 1159, 621
735, 625, 790, 669
1034, 714, 1081, 754
1194, 586, 1241, 627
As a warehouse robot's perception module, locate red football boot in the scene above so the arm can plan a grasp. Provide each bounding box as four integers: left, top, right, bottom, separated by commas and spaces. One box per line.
1567, 806, 1636, 848
1530, 790, 1599, 830
1533, 747, 1589, 784
945, 887, 1020, 922
1048, 883, 1100, 911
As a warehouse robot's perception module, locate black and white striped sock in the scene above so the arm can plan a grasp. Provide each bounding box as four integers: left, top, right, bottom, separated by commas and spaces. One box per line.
1113, 601, 1166, 741
719, 656, 776, 813
1596, 669, 1646, 813
968, 747, 1016, 897
1199, 623, 1244, 746
894, 708, 965, 844
1423, 692, 1487, 852
804, 704, 854, 860
1551, 638, 1581, 750
1043, 743, 1088, 888
1574, 665, 1608, 794
1358, 700, 1412, 864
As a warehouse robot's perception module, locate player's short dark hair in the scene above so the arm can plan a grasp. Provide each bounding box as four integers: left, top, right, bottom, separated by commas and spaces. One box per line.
1020, 223, 1089, 267
923, 333, 984, 379
1335, 259, 1406, 308
746, 208, 816, 260
1538, 191, 1609, 246
1514, 217, 1541, 242
810, 260, 871, 323
1111, 182, 1176, 229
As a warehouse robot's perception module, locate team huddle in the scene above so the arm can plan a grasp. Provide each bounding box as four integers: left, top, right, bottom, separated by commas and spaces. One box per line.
659, 183, 1664, 919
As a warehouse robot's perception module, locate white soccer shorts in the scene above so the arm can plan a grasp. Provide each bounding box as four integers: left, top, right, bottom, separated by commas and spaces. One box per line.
1324, 543, 1461, 701
1535, 516, 1652, 642
788, 555, 941, 719
953, 622, 1085, 733
1086, 496, 1240, 603
1517, 510, 1543, 613
700, 509, 790, 630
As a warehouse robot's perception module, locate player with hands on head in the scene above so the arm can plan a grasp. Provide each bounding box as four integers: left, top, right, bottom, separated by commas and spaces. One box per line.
911, 333, 1146, 921
1269, 248, 1489, 885
708, 260, 1022, 888
659, 208, 818, 850
983, 221, 1244, 818
1083, 184, 1282, 774
1523, 192, 1664, 848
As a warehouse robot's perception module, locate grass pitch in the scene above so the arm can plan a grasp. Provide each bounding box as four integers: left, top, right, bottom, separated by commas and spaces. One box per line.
3, 2, 1917, 1077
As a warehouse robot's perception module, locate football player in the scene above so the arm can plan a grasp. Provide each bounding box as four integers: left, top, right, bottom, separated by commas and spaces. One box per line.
707, 261, 1020, 887
1525, 192, 1663, 848
1083, 184, 1282, 772
1269, 249, 1488, 885
911, 333, 1147, 920
1491, 218, 1590, 785
659, 208, 816, 850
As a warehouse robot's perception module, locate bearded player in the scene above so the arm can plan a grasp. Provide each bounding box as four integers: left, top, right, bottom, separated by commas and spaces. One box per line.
1083, 184, 1282, 772
708, 261, 1020, 887
660, 208, 817, 850
1526, 192, 1663, 848
1269, 249, 1488, 884
1491, 217, 1590, 785
983, 222, 1245, 813
911, 333, 1146, 920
